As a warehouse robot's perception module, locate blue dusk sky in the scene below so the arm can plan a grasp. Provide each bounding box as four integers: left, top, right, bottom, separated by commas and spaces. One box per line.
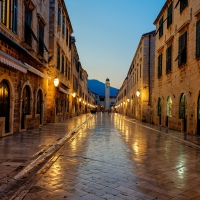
66, 0, 165, 89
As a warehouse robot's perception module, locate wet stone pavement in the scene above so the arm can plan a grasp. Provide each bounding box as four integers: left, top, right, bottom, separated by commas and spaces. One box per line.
7, 113, 200, 200
0, 114, 91, 189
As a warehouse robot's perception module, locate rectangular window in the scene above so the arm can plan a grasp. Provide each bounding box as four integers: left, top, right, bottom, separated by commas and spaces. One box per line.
62, 17, 65, 36
167, 3, 172, 28
65, 61, 68, 78
68, 66, 71, 80
177, 32, 187, 67
159, 17, 163, 38
180, 0, 188, 13
24, 8, 38, 46
166, 45, 172, 73
57, 48, 60, 70
25, 8, 32, 46
158, 53, 162, 78
38, 25, 44, 57
66, 27, 68, 45
12, 0, 18, 34
1, 0, 7, 26
61, 55, 64, 74
58, 5, 61, 27
196, 20, 200, 59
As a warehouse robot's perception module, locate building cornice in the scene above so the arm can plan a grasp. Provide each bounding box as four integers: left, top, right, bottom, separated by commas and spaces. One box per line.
154, 0, 172, 25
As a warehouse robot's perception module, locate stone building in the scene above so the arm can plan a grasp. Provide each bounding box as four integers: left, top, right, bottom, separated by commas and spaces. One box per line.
116, 31, 155, 123
47, 0, 73, 122
153, 0, 200, 134
0, 0, 49, 136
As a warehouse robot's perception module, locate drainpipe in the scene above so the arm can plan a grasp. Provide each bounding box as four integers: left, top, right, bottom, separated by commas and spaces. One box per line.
148, 34, 151, 106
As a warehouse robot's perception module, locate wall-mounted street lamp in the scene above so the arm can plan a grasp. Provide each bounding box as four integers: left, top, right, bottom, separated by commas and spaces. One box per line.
136, 90, 140, 97
72, 93, 76, 98
79, 98, 81, 102
54, 78, 59, 87
127, 99, 130, 102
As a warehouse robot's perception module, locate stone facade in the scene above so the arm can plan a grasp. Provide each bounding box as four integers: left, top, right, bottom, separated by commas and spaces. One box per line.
0, 0, 49, 137
116, 31, 155, 123
153, 0, 200, 134
0, 0, 95, 137
47, 0, 73, 122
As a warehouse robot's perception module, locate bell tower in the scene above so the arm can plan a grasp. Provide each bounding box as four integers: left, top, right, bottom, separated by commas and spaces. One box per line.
105, 78, 110, 110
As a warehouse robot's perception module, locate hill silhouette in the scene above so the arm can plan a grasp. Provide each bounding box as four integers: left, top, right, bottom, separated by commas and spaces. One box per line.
88, 79, 118, 96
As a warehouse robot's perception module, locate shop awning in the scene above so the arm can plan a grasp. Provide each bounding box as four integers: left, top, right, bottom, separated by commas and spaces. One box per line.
25, 63, 50, 79
59, 87, 71, 94
0, 50, 27, 73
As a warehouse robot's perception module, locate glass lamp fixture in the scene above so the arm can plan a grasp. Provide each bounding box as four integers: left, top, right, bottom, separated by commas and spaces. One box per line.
72, 93, 76, 98
136, 90, 140, 97
54, 78, 59, 87
79, 98, 81, 102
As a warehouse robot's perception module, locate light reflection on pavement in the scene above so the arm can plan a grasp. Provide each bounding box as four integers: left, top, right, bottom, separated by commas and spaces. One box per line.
15, 113, 200, 200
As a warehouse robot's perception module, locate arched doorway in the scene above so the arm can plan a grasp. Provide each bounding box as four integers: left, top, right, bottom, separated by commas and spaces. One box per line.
37, 89, 42, 125
180, 93, 187, 132
0, 80, 10, 133
166, 96, 172, 127
158, 97, 161, 125
21, 85, 30, 129
197, 94, 200, 135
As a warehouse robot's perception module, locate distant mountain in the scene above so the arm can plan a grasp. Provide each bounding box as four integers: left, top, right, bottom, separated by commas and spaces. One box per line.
88, 79, 119, 96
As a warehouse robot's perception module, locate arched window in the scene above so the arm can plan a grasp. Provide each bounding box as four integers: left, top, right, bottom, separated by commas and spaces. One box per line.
0, 80, 10, 132
179, 93, 186, 119
157, 97, 161, 116
166, 96, 172, 117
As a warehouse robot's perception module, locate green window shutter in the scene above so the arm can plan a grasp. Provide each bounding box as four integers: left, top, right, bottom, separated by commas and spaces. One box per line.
167, 3, 172, 28
158, 54, 162, 77
159, 17, 163, 38
180, 0, 188, 13
62, 55, 64, 74
196, 20, 200, 58
178, 32, 187, 66
66, 27, 68, 45
166, 45, 172, 73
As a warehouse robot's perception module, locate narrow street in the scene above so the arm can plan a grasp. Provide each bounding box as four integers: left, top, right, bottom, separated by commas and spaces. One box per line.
9, 113, 200, 200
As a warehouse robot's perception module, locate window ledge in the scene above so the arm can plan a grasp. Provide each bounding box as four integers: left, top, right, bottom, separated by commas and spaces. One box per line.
166, 70, 172, 75
165, 35, 174, 45
196, 56, 200, 61
177, 20, 190, 33
157, 45, 164, 53
178, 63, 188, 68
194, 8, 200, 18
57, 26, 61, 32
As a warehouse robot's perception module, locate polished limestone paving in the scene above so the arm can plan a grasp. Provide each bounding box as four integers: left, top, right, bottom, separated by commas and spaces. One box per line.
0, 114, 90, 183
12, 113, 200, 200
